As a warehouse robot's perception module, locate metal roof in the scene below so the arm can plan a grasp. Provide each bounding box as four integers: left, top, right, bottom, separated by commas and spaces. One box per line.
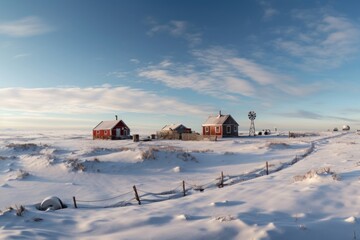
161, 124, 184, 131
93, 120, 122, 130
202, 115, 229, 126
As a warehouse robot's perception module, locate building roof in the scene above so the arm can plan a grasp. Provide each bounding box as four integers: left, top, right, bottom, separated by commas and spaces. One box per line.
202, 113, 239, 126
161, 124, 184, 131
93, 120, 128, 130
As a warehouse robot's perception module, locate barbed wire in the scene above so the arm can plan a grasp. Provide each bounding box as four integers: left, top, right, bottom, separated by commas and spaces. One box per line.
72, 134, 342, 209
76, 190, 133, 203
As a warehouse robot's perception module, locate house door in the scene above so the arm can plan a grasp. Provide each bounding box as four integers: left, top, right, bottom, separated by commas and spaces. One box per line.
116, 128, 121, 137
123, 129, 127, 136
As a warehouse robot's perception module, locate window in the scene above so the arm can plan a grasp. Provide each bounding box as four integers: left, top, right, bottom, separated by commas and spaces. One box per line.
104, 130, 108, 135
234, 126, 237, 132
226, 126, 231, 134
205, 126, 209, 132
215, 126, 220, 133
96, 130, 100, 135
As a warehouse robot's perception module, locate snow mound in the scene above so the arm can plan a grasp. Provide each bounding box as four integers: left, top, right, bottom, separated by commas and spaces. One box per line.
293, 167, 340, 182
173, 166, 181, 173
176, 214, 188, 220
345, 216, 357, 223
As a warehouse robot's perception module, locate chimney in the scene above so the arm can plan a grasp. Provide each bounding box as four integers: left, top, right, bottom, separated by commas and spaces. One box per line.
217, 110, 222, 118
115, 115, 118, 120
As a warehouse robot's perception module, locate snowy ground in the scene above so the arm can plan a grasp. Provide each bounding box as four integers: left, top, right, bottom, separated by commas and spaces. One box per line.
1, 130, 360, 239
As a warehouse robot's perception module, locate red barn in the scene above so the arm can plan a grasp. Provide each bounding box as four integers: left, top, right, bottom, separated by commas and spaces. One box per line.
93, 120, 130, 140
202, 111, 239, 138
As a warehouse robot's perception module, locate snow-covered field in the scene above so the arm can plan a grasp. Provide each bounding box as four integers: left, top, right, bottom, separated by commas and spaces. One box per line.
1, 130, 360, 239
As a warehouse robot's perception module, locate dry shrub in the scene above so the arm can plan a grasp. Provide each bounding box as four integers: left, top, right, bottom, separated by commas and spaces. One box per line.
15, 205, 25, 216
214, 215, 236, 222
177, 152, 197, 162
192, 149, 213, 153
16, 169, 30, 179
141, 148, 158, 160
65, 158, 86, 171
293, 167, 339, 182
6, 143, 38, 151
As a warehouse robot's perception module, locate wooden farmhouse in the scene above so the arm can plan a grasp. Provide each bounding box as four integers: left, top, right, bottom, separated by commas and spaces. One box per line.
93, 119, 130, 140
160, 124, 192, 134
202, 111, 239, 138
158, 124, 192, 140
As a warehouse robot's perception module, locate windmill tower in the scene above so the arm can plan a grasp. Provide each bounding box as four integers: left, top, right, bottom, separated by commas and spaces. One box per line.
248, 111, 256, 136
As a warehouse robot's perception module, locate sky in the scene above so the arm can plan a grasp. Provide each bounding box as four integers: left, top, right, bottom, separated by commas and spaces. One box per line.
1, 0, 360, 133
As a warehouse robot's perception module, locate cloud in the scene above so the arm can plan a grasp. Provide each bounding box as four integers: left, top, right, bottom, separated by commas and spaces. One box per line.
146, 19, 202, 47
139, 46, 317, 100
13, 53, 31, 59
259, 1, 279, 20
274, 10, 360, 70
130, 58, 140, 64
280, 110, 359, 122
0, 86, 210, 116
107, 71, 128, 78
0, 16, 52, 37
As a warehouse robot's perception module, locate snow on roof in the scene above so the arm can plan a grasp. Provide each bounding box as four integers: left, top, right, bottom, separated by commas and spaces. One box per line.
202, 114, 230, 126
93, 120, 121, 130
161, 124, 184, 131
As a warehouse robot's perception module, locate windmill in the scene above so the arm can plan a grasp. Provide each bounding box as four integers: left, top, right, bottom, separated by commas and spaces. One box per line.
248, 111, 256, 136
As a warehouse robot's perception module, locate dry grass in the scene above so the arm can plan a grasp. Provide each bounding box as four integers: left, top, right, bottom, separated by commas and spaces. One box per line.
177, 152, 197, 162
293, 167, 339, 182
192, 149, 213, 153
65, 158, 86, 171
16, 170, 30, 179
141, 148, 158, 160
15, 205, 25, 216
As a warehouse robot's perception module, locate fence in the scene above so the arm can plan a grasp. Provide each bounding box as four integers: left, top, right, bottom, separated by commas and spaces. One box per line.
70, 132, 349, 209
71, 142, 315, 209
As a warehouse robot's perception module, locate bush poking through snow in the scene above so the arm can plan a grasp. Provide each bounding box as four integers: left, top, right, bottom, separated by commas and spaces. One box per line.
141, 148, 158, 160
6, 143, 47, 151
293, 167, 339, 182
213, 215, 236, 222
177, 152, 197, 162
15, 205, 25, 216
16, 169, 30, 179
65, 158, 86, 171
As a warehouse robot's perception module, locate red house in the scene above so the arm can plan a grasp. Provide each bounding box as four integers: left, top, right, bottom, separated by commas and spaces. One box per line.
202, 111, 239, 138
93, 120, 130, 140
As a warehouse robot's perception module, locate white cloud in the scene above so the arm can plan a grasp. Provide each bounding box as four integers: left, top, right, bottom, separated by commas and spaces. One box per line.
13, 53, 31, 59
279, 110, 359, 123
259, 1, 279, 20
130, 58, 140, 64
139, 46, 315, 100
0, 87, 210, 116
107, 71, 128, 78
147, 19, 202, 47
275, 10, 360, 69
0, 16, 52, 37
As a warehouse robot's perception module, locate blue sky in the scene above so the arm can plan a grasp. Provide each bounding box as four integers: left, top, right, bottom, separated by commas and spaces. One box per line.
1, 0, 360, 132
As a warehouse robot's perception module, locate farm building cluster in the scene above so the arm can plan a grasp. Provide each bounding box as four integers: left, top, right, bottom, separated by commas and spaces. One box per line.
93, 111, 239, 141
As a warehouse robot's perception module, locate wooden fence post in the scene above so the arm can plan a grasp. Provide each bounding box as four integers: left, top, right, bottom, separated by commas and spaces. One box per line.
266, 161, 269, 175
133, 185, 141, 205
219, 171, 224, 188
182, 181, 186, 196
73, 196, 78, 208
